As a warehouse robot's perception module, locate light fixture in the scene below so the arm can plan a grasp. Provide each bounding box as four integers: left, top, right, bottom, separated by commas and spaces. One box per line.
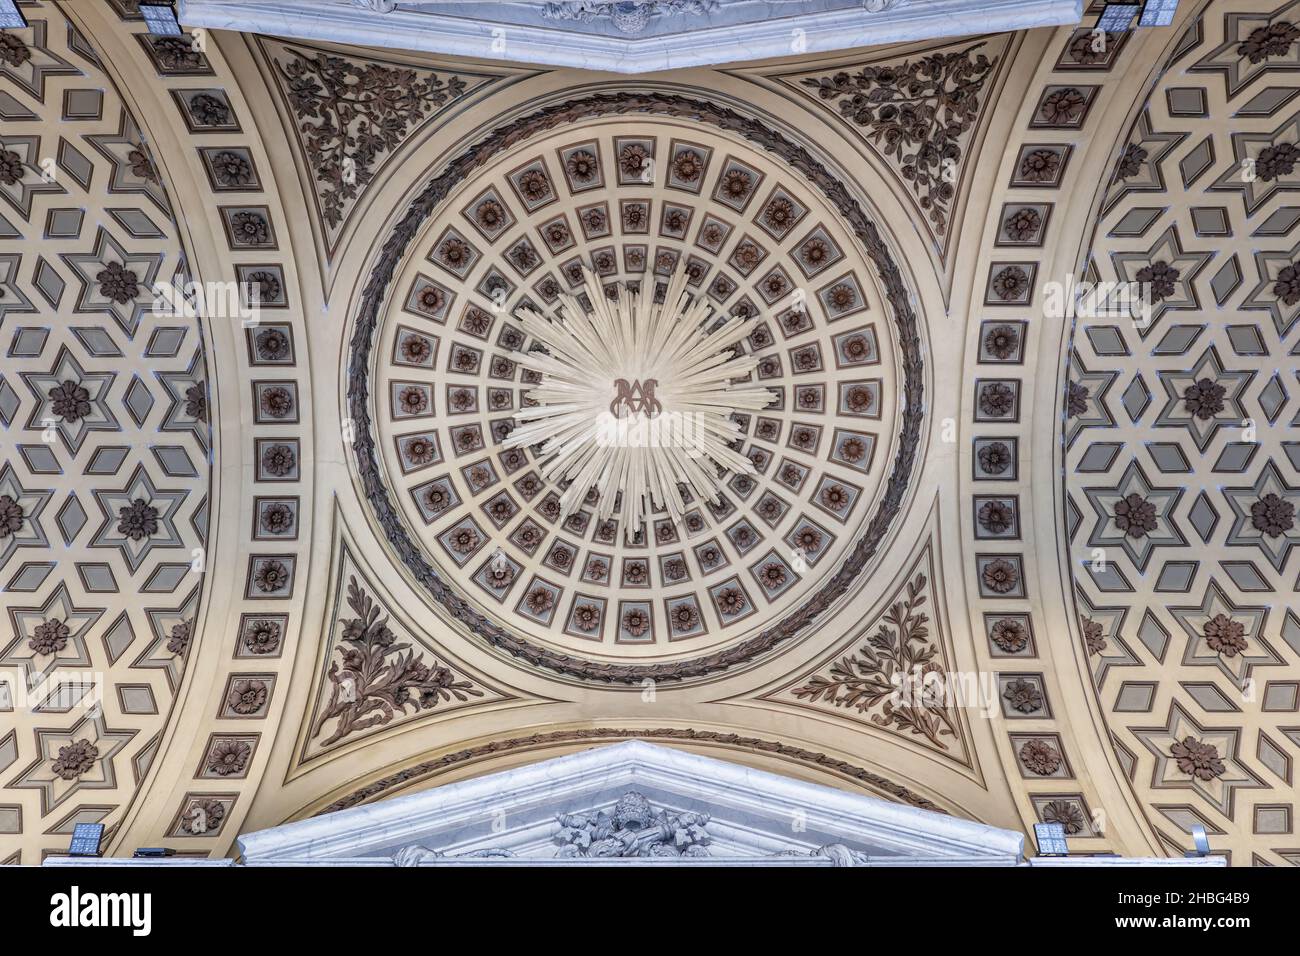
67, 822, 105, 857
1033, 822, 1069, 857
1096, 3, 1141, 31
139, 2, 184, 36
132, 847, 176, 858
1138, 0, 1179, 27
1184, 823, 1211, 857
0, 0, 29, 30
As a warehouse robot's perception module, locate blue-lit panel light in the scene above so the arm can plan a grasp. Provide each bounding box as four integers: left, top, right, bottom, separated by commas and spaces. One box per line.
1033, 822, 1069, 857
1139, 0, 1179, 27
0, 0, 29, 30
1097, 3, 1140, 31
140, 2, 184, 36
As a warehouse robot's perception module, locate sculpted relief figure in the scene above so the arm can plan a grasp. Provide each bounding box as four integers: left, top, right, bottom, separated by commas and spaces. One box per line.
554, 791, 711, 858
389, 792, 710, 862
392, 846, 515, 865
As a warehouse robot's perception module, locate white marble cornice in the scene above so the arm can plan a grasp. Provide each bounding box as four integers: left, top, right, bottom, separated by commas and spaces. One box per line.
178, 0, 1084, 73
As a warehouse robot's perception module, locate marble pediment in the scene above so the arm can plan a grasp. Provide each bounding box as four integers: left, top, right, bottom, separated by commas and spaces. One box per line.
237, 741, 1025, 865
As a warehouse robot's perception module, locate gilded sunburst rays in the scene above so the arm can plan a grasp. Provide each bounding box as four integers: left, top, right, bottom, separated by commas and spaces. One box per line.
505, 269, 775, 536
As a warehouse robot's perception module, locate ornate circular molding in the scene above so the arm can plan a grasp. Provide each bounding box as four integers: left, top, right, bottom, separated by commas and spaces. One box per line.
372, 117, 905, 656
315, 728, 944, 815
347, 91, 924, 684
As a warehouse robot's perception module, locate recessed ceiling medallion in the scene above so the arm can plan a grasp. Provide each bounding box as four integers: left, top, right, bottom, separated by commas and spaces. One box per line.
507, 269, 775, 536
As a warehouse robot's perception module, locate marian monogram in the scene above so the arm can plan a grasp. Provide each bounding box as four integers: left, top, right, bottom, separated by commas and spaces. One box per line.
610, 378, 663, 417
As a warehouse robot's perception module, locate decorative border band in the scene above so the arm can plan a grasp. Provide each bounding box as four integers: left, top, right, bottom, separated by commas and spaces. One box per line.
315, 727, 944, 815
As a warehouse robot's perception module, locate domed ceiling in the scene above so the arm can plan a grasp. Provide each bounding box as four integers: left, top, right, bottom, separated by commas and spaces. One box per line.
0, 0, 1297, 867
356, 103, 918, 672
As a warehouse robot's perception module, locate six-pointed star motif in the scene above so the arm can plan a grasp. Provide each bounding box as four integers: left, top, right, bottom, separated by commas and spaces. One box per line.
1132, 701, 1265, 818
1109, 225, 1213, 338
20, 344, 120, 455
0, 462, 52, 573
10, 711, 135, 816
1153, 345, 1255, 451
90, 464, 188, 573
1221, 460, 1300, 572
1168, 577, 1284, 686
1082, 460, 1187, 573
0, 581, 102, 688
60, 226, 165, 338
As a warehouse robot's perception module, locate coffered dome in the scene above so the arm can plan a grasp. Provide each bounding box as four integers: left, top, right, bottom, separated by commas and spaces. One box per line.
353, 96, 923, 673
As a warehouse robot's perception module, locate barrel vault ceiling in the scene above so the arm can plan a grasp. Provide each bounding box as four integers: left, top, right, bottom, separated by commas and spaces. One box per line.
1, 0, 1298, 865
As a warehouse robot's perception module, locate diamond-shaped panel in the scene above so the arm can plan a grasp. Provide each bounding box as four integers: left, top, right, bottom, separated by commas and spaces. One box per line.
122, 374, 155, 427
1121, 373, 1151, 422
55, 493, 87, 545
32, 257, 66, 307
1136, 610, 1170, 662
1258, 373, 1289, 424
1187, 490, 1220, 542
0, 377, 20, 427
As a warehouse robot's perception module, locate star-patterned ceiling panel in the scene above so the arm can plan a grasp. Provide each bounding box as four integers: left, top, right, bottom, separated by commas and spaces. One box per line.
1064, 0, 1300, 865
0, 2, 212, 864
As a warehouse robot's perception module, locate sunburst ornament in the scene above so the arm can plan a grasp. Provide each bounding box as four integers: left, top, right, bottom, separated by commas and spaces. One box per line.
505, 268, 775, 538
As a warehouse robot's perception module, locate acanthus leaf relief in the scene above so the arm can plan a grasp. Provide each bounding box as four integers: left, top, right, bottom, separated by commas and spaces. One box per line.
314, 576, 483, 746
